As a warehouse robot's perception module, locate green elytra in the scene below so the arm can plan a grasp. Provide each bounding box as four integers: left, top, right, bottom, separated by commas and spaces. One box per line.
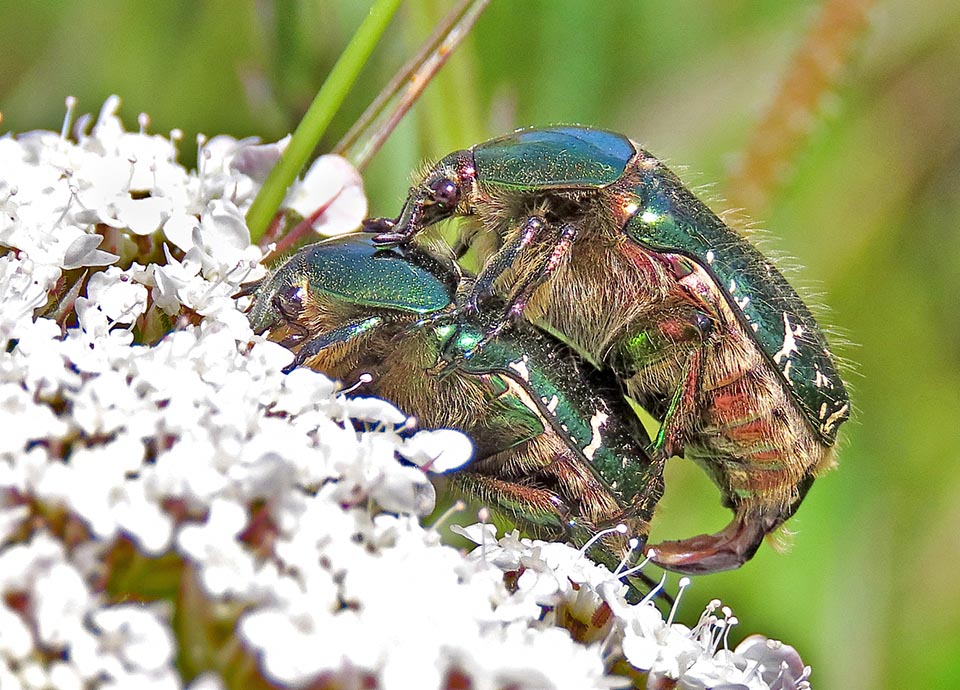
471, 127, 849, 443
246, 234, 664, 561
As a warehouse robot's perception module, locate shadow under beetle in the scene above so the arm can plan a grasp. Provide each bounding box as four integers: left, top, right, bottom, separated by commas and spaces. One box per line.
245, 233, 667, 572
365, 126, 851, 574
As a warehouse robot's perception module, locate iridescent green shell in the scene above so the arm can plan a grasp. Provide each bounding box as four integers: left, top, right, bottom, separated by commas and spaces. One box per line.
622, 155, 849, 442
472, 126, 634, 190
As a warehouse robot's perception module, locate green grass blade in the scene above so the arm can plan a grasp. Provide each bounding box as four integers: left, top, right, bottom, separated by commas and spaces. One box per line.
246, 0, 403, 240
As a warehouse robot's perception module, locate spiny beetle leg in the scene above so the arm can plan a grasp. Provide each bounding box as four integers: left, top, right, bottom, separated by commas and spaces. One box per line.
283, 316, 382, 374
468, 215, 548, 313
233, 278, 265, 299
361, 215, 397, 235
403, 303, 461, 335
649, 309, 714, 459
446, 472, 575, 541
651, 346, 705, 459
458, 219, 579, 362
497, 221, 578, 325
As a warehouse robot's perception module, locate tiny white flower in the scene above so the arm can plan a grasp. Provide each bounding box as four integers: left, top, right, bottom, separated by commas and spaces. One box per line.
227, 135, 289, 183
0, 603, 33, 661
371, 463, 436, 515
89, 604, 176, 674
398, 428, 474, 472
33, 562, 92, 647
62, 233, 118, 269
339, 396, 408, 425
177, 498, 259, 598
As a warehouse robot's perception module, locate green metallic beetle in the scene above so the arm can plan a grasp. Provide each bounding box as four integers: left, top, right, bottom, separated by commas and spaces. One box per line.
365, 126, 851, 574
245, 233, 668, 571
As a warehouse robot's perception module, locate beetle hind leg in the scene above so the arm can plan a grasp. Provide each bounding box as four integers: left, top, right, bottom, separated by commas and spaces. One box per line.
646, 471, 814, 575
644, 513, 772, 575
444, 472, 576, 542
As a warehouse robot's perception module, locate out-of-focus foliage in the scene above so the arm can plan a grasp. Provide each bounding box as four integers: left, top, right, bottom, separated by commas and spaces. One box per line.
1, 1, 958, 688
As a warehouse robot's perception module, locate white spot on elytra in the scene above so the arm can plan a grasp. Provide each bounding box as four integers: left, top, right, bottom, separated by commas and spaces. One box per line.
582, 411, 609, 460
546, 395, 559, 413
821, 402, 849, 434
814, 364, 830, 389
508, 355, 530, 381
736, 296, 750, 310
728, 279, 738, 293
706, 250, 716, 264
773, 312, 803, 368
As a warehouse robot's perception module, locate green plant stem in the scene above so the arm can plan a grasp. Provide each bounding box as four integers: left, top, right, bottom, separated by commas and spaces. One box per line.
245, 0, 403, 241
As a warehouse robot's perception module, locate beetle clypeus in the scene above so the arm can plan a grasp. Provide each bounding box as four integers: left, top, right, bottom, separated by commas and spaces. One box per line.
245, 233, 666, 572
365, 126, 850, 574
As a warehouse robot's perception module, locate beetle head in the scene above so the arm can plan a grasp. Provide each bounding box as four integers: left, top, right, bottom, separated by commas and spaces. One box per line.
367, 150, 476, 245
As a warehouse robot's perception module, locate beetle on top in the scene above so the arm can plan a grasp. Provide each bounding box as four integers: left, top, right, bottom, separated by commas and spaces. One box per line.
365, 126, 850, 574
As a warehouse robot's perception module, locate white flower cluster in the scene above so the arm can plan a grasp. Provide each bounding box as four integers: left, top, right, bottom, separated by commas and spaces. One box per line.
0, 98, 811, 690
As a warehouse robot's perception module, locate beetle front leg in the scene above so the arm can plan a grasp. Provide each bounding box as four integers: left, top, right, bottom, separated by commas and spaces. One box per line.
460, 218, 578, 358
463, 214, 550, 314
283, 316, 382, 373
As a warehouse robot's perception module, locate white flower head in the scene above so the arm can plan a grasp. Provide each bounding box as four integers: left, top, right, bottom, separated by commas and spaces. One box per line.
0, 97, 810, 690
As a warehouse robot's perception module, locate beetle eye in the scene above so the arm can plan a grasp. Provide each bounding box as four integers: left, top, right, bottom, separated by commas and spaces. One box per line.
428, 178, 460, 209
276, 285, 305, 319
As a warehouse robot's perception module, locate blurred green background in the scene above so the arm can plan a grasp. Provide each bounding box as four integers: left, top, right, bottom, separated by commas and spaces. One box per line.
2, 1, 958, 687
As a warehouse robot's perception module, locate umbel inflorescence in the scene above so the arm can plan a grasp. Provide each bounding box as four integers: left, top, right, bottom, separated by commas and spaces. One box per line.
0, 98, 810, 690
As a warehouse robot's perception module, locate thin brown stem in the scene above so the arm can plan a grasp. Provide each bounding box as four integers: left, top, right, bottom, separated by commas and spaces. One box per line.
726, 0, 875, 216
335, 0, 491, 172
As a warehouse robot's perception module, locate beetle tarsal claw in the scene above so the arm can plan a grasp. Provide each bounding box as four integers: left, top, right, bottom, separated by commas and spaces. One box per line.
645, 515, 767, 575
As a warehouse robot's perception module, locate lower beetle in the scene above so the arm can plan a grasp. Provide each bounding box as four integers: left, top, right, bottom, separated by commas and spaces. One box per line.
245, 233, 668, 571
365, 126, 850, 574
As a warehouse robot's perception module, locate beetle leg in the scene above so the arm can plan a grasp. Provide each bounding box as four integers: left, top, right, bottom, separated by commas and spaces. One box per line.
465, 215, 548, 314
646, 306, 716, 459
464, 220, 579, 358
651, 346, 704, 459
444, 473, 575, 541
283, 316, 383, 373
645, 467, 815, 575
233, 278, 265, 299
645, 509, 777, 575
499, 221, 578, 320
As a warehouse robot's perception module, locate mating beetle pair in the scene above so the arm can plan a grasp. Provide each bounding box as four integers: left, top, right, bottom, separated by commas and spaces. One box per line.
363, 126, 850, 574
247, 233, 665, 571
